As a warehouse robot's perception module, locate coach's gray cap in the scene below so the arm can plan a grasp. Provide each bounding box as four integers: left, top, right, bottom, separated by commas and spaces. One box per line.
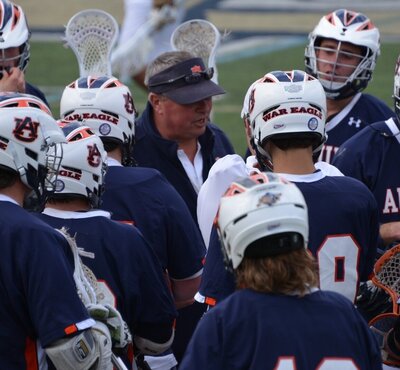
147, 57, 225, 104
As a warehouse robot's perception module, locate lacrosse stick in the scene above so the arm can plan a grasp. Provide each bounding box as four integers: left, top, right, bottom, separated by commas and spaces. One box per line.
111, 0, 184, 82
171, 19, 221, 84
64, 9, 119, 77
368, 244, 400, 366
56, 228, 129, 370
372, 244, 400, 314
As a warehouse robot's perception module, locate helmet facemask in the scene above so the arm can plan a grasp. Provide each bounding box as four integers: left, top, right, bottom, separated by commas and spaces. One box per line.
305, 9, 380, 100
307, 38, 374, 100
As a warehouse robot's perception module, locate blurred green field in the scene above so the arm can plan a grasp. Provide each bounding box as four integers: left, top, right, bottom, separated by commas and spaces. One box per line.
26, 40, 400, 156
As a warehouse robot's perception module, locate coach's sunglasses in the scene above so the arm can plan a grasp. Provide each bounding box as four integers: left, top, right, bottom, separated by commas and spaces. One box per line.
148, 67, 214, 87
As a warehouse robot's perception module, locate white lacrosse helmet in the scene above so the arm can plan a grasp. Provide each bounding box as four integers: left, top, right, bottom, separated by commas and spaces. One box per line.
305, 9, 380, 100
216, 172, 308, 269
0, 92, 65, 200
0, 0, 31, 71
60, 76, 136, 166
249, 70, 326, 168
53, 121, 107, 208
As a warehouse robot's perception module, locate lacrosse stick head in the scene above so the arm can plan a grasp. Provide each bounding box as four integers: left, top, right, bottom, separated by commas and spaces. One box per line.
65, 9, 119, 77
372, 244, 400, 314
369, 312, 400, 367
171, 19, 221, 84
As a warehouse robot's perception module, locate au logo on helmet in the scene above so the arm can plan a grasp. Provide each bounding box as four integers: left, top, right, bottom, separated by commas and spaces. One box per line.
13, 117, 39, 142
87, 143, 101, 167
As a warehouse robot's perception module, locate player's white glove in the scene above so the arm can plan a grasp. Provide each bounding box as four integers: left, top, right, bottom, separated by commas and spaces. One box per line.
91, 320, 114, 369
86, 303, 132, 350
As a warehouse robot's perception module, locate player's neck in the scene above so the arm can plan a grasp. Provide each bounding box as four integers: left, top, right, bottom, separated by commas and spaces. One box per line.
107, 147, 122, 163
45, 198, 91, 212
326, 96, 353, 119
271, 148, 315, 175
0, 179, 28, 206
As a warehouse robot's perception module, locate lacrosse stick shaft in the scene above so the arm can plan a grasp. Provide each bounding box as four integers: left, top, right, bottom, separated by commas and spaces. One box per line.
112, 353, 129, 370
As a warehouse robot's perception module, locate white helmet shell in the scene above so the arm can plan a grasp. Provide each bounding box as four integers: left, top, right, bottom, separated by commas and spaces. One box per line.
248, 70, 326, 158
0, 92, 65, 195
305, 9, 380, 99
0, 0, 31, 70
60, 76, 136, 165
216, 172, 308, 269
54, 121, 107, 208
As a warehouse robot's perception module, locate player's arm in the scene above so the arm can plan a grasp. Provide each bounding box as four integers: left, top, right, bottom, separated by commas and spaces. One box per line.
134, 315, 175, 356
45, 322, 112, 370
170, 270, 203, 309
380, 222, 400, 246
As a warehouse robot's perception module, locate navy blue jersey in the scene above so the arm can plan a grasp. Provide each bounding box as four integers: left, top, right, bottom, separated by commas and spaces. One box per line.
319, 93, 394, 163
100, 165, 206, 280
181, 289, 382, 370
333, 118, 400, 226
26, 82, 49, 107
36, 209, 177, 344
199, 171, 379, 305
0, 200, 92, 369
133, 103, 235, 221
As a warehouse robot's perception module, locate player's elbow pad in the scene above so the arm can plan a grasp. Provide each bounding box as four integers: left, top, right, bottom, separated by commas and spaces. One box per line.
45, 321, 113, 370
134, 329, 175, 355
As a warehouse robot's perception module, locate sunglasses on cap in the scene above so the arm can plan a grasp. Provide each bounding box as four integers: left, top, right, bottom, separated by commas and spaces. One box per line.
148, 67, 214, 88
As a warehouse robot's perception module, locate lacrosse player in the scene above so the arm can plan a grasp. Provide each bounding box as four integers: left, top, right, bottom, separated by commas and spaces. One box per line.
333, 54, 400, 248
36, 121, 177, 369
180, 174, 382, 370
305, 8, 394, 164
60, 75, 206, 369
0, 93, 114, 369
0, 0, 49, 105
118, 0, 186, 89
197, 70, 380, 309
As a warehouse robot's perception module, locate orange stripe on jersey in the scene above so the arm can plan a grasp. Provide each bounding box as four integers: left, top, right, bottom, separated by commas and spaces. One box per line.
204, 297, 216, 306
25, 337, 39, 370
64, 323, 78, 335
118, 220, 135, 226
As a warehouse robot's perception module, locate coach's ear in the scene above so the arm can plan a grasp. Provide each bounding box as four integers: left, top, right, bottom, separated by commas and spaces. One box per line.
149, 92, 166, 113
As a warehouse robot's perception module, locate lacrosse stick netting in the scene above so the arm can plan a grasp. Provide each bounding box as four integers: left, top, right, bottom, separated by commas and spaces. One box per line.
65, 9, 119, 77
171, 19, 221, 84
372, 244, 400, 314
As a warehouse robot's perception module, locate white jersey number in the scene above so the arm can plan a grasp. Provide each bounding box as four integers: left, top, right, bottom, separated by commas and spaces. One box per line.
275, 357, 358, 369
317, 235, 360, 302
